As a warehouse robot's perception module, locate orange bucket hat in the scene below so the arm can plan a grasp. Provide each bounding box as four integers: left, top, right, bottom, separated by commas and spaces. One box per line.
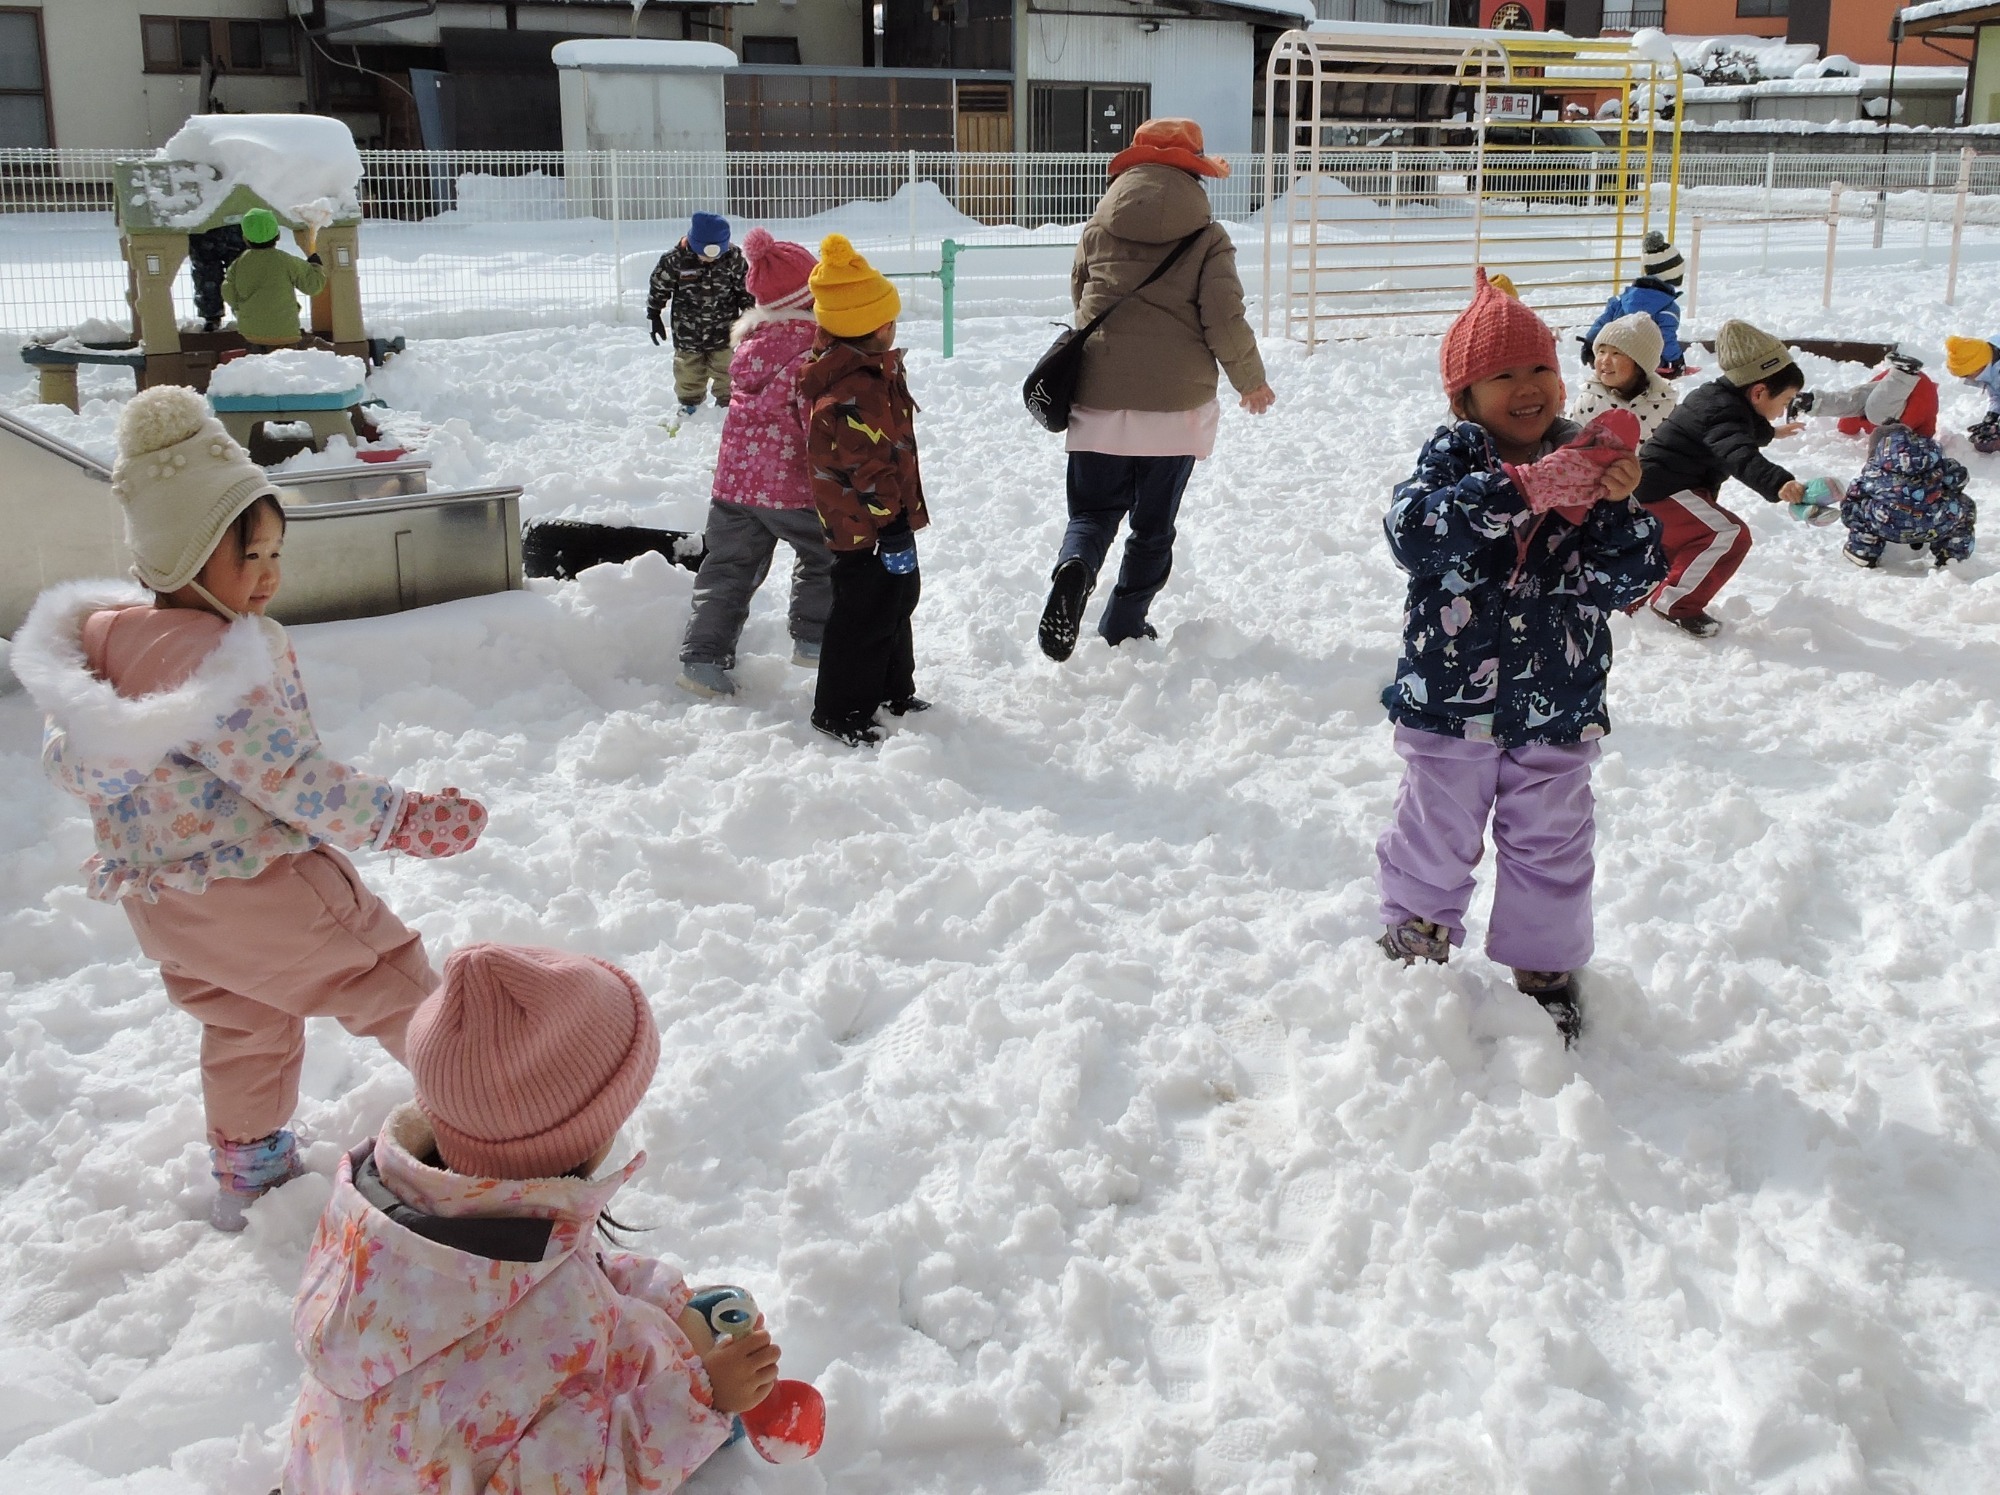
1108, 118, 1229, 180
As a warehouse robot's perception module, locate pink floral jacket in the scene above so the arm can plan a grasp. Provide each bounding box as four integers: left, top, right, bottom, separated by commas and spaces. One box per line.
12, 581, 403, 903
285, 1106, 734, 1494
711, 309, 817, 510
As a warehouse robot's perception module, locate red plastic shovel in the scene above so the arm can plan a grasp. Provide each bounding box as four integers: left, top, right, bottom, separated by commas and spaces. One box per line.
740, 1378, 825, 1463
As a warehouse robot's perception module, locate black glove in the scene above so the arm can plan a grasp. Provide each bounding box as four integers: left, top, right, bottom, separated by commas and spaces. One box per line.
877, 518, 917, 576
648, 309, 666, 346
1579, 337, 1595, 364
307, 253, 322, 265
1660, 356, 1686, 379
1887, 350, 1923, 375
1788, 391, 1815, 419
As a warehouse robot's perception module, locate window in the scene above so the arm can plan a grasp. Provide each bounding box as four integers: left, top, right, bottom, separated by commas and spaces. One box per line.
1735, 0, 1787, 15
741, 35, 802, 66
0, 7, 51, 147
1030, 83, 1149, 153
142, 16, 299, 74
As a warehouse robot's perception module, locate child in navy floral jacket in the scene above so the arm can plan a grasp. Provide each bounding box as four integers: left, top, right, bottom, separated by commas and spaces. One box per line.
1377, 270, 1665, 1043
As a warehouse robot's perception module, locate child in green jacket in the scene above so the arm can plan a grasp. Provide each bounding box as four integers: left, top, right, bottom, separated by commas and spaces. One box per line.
222, 208, 327, 349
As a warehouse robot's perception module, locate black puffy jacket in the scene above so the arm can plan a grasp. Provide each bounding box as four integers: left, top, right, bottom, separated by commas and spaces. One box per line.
1636, 378, 1796, 505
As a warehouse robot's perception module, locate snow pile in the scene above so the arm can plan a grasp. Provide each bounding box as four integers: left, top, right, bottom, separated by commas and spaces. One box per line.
159, 115, 364, 224
549, 39, 737, 70
447, 171, 570, 224
206, 350, 366, 399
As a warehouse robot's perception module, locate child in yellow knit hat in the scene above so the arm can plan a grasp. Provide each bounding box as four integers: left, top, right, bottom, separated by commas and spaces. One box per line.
1945, 335, 2000, 452
795, 235, 931, 746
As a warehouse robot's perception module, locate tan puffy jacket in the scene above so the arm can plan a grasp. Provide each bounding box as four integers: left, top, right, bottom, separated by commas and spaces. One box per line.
1070, 164, 1265, 413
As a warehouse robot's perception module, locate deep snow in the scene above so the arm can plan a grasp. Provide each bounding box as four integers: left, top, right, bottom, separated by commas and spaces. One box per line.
4, 257, 2000, 1494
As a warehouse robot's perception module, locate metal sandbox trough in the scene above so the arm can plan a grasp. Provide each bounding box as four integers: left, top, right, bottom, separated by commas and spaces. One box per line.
0, 409, 522, 638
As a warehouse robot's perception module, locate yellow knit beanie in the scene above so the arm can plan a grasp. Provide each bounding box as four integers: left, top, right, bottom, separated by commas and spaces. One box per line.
810, 234, 900, 339
1946, 335, 1994, 378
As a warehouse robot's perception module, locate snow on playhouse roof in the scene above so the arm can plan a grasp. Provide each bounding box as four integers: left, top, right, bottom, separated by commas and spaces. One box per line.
550, 39, 738, 71
157, 114, 363, 227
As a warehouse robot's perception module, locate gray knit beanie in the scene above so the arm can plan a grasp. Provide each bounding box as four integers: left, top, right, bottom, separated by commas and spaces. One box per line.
110, 387, 280, 593
1715, 319, 1794, 390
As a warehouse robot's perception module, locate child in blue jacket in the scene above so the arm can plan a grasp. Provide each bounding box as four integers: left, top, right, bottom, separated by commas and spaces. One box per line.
1945, 336, 2000, 452
1581, 231, 1685, 378
1377, 270, 1665, 1045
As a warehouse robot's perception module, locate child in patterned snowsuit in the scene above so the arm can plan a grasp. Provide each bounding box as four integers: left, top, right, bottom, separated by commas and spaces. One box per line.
1377, 270, 1665, 1043
284, 943, 786, 1494
1839, 423, 1977, 569
649, 211, 757, 415
676, 229, 833, 698
11, 387, 484, 1231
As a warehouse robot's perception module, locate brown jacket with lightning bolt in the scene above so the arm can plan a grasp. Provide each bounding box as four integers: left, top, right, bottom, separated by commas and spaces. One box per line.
798, 334, 930, 552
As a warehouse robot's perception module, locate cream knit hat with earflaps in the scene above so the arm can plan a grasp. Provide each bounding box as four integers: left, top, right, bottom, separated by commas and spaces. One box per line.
1593, 311, 1664, 378
111, 386, 281, 594
1715, 319, 1793, 389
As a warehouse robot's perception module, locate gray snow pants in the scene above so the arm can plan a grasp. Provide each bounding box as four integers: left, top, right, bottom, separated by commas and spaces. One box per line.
679, 500, 835, 667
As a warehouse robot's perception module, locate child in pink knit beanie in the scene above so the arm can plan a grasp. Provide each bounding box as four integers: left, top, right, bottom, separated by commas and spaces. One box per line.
1373, 270, 1665, 1047
284, 943, 815, 1493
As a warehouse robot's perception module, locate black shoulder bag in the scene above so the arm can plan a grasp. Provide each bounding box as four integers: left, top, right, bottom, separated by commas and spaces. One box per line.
1022, 228, 1206, 433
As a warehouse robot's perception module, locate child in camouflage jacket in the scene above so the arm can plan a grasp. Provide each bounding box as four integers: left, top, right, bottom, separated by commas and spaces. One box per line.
649, 211, 757, 414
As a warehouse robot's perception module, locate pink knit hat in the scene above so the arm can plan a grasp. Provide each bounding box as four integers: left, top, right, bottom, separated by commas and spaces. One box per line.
408, 943, 661, 1179
743, 226, 816, 310
1439, 267, 1559, 395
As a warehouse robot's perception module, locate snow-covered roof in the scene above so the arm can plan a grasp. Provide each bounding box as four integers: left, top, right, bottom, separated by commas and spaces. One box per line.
1683, 65, 1965, 101
1208, 0, 1314, 22
1900, 0, 2000, 25
550, 39, 738, 71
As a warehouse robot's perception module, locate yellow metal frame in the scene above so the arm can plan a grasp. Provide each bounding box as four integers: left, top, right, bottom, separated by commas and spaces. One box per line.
1261, 24, 1684, 348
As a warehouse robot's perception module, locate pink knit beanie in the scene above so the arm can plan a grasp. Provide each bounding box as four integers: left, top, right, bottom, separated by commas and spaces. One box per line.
408, 943, 661, 1179
1440, 267, 1559, 396
743, 226, 816, 310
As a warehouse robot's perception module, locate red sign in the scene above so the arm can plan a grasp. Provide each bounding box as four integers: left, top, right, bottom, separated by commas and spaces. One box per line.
1487, 0, 1544, 28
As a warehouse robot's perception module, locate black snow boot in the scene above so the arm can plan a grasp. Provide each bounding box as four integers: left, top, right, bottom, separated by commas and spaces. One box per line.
1038, 559, 1092, 661
812, 713, 881, 748
1515, 969, 1582, 1047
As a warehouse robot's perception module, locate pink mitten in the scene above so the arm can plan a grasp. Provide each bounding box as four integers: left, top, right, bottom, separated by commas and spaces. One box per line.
388, 788, 487, 858
1503, 409, 1642, 521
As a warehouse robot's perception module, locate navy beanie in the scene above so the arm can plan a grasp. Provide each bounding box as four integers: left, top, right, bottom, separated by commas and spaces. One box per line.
689, 212, 731, 256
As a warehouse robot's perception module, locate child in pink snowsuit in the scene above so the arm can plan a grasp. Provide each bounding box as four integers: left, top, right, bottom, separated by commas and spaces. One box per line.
13, 387, 485, 1230
676, 228, 834, 698
1375, 272, 1665, 1045
285, 943, 786, 1494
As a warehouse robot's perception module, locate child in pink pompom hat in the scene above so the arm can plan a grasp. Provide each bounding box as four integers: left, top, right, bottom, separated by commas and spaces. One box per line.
285, 942, 804, 1494
1373, 269, 1665, 1047
676, 227, 835, 700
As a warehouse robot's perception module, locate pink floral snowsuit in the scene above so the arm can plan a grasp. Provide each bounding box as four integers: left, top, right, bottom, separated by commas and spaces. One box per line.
679, 309, 834, 667
11, 581, 434, 1144
285, 1105, 736, 1494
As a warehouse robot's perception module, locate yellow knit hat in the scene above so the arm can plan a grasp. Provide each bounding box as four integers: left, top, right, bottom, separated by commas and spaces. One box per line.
1946, 335, 1993, 378
810, 234, 900, 339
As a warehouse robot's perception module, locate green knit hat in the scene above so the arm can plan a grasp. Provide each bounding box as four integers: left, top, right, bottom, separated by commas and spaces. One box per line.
240, 207, 280, 246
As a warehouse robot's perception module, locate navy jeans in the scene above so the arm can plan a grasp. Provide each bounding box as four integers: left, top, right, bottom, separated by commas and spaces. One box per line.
1058, 452, 1198, 644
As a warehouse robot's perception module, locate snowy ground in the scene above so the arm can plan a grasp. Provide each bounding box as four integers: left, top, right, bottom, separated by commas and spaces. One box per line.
5, 258, 2000, 1494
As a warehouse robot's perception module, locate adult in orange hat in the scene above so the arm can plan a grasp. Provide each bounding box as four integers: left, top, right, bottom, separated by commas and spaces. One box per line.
1107, 117, 1231, 180
1035, 117, 1275, 662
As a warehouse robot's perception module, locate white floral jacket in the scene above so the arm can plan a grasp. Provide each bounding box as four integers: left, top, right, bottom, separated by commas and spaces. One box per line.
285, 1105, 734, 1494
12, 581, 404, 903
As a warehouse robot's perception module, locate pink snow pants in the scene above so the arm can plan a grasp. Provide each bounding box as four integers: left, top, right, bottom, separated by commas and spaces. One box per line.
122, 847, 436, 1145
1376, 725, 1599, 973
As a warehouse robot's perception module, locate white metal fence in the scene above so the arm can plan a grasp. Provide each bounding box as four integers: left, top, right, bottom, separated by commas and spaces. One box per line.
3, 147, 1999, 341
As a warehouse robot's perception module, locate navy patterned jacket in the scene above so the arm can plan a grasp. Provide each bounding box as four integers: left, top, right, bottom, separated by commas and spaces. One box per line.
1382, 421, 1667, 748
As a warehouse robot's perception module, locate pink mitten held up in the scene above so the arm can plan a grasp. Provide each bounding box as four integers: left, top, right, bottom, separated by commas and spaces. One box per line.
1503, 409, 1642, 521
388, 789, 487, 858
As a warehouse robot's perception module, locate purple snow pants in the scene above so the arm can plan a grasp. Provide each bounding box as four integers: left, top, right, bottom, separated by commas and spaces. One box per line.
1376, 725, 1600, 973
